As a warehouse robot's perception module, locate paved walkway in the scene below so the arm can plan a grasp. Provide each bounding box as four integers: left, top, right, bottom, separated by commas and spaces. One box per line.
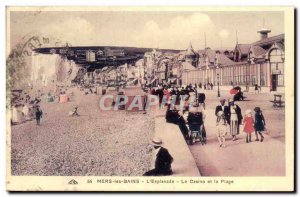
148, 88, 285, 177
189, 89, 285, 176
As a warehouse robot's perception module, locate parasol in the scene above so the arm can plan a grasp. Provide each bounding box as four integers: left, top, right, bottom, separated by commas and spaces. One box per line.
229, 88, 239, 95
230, 86, 242, 95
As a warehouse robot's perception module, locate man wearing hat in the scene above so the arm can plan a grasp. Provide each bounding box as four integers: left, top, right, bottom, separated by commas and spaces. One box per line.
228, 99, 243, 141
143, 138, 174, 176
216, 111, 228, 147
215, 99, 230, 124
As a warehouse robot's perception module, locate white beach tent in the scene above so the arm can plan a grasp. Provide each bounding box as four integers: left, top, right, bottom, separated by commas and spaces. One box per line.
11, 105, 26, 124
22, 105, 34, 121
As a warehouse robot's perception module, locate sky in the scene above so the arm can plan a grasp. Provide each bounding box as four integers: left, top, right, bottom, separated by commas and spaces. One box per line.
9, 10, 284, 50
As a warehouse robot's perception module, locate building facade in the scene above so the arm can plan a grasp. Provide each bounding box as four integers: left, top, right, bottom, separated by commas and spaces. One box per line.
180, 28, 285, 92
88, 27, 285, 91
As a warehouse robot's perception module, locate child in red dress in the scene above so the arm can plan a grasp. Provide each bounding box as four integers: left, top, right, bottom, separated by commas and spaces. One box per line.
243, 109, 254, 143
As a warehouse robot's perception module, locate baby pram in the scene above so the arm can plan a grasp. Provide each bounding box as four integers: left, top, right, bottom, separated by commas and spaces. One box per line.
187, 123, 207, 145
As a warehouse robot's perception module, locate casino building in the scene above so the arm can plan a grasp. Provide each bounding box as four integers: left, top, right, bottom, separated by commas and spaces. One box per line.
180, 27, 285, 92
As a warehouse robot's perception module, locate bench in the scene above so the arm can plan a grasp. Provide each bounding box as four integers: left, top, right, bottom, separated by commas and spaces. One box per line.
270, 94, 285, 107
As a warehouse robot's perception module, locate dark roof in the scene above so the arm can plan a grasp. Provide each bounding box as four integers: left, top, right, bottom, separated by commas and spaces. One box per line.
251, 45, 266, 57
237, 44, 251, 55
197, 48, 234, 66
197, 49, 215, 63
214, 48, 233, 53
275, 42, 285, 52
205, 49, 216, 62
252, 34, 284, 47
218, 54, 235, 65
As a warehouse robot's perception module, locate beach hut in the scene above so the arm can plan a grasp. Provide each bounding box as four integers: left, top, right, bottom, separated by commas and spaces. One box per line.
59, 94, 69, 103
22, 105, 34, 121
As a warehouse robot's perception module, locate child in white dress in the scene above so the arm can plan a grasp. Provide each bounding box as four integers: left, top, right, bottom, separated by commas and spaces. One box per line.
216, 111, 229, 148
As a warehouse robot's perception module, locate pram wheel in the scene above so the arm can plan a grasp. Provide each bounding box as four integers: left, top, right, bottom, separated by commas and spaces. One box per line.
187, 123, 206, 145
189, 131, 200, 145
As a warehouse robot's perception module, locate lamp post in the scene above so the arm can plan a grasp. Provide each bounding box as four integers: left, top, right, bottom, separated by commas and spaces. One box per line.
217, 66, 220, 98
247, 58, 251, 91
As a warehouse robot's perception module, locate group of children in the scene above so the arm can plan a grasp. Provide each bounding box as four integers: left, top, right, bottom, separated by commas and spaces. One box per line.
243, 107, 266, 143
216, 106, 266, 147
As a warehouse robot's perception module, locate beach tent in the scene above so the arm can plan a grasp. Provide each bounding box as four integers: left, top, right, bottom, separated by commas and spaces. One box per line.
11, 105, 26, 124
46, 94, 54, 102
22, 105, 29, 120
59, 94, 69, 103
22, 105, 35, 121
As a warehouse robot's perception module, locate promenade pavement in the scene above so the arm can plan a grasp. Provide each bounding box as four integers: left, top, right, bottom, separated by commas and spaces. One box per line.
189, 89, 285, 176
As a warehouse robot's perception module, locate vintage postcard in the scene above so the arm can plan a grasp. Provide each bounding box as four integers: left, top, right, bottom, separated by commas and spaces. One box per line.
6, 6, 294, 191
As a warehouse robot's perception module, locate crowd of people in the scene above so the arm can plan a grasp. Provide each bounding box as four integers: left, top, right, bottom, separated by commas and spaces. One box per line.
145, 83, 207, 145
145, 83, 206, 109
149, 82, 268, 148
10, 89, 44, 126
215, 99, 266, 147
11, 84, 77, 126
143, 82, 268, 176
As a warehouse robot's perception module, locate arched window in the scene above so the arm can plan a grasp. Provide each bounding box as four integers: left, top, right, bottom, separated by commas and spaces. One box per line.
269, 48, 283, 63
269, 47, 284, 87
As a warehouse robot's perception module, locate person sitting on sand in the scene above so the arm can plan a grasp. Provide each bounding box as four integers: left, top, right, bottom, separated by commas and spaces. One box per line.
69, 106, 79, 116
